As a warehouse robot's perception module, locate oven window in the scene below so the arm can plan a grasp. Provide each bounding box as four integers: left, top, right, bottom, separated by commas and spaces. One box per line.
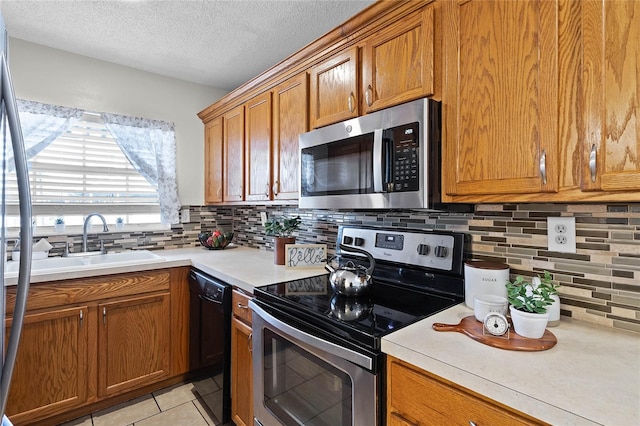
262, 329, 353, 425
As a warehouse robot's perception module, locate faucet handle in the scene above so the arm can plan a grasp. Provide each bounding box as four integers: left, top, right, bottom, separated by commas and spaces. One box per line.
99, 240, 106, 254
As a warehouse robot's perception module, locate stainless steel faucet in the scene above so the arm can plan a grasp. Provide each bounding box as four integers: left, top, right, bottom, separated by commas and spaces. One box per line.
82, 213, 109, 253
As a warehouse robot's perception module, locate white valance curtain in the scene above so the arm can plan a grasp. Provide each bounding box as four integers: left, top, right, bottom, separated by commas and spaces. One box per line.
101, 113, 180, 224
11, 99, 180, 224
7, 100, 83, 172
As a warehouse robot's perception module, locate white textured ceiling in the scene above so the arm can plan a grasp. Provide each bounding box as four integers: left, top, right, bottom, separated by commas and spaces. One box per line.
0, 0, 376, 91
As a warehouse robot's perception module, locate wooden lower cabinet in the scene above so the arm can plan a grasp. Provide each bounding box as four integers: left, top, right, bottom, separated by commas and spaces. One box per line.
98, 292, 171, 397
4, 268, 187, 425
231, 289, 253, 426
4, 306, 89, 424
387, 356, 546, 426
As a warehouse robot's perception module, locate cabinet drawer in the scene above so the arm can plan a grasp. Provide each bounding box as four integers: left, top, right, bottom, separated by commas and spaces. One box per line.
387, 357, 544, 426
232, 289, 253, 325
5, 270, 171, 314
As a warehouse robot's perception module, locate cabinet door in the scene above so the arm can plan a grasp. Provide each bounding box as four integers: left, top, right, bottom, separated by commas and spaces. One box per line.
362, 6, 435, 113
272, 73, 308, 200
204, 117, 224, 203
224, 105, 245, 201
309, 47, 358, 128
231, 316, 253, 426
387, 357, 543, 426
98, 293, 170, 397
582, 0, 640, 191
442, 0, 559, 197
245, 92, 272, 201
5, 306, 88, 423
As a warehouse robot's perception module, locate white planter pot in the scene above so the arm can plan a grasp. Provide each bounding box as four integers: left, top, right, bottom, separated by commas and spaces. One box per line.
54, 223, 65, 232
509, 305, 549, 339
547, 294, 561, 327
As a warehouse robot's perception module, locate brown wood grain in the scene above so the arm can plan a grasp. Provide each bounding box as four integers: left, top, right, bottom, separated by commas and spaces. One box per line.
443, 0, 559, 196
5, 270, 171, 314
362, 6, 434, 113
387, 356, 548, 426
169, 267, 190, 376
244, 92, 273, 201
432, 315, 557, 352
309, 47, 359, 128
98, 292, 171, 398
223, 105, 245, 201
5, 306, 88, 423
204, 117, 224, 203
272, 73, 308, 200
583, 0, 640, 192
231, 316, 253, 426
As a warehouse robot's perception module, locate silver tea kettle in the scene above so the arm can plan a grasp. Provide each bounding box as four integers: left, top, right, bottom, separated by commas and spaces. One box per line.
325, 244, 376, 296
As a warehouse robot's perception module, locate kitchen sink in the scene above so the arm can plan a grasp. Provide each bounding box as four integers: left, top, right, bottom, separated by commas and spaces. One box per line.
5, 250, 165, 274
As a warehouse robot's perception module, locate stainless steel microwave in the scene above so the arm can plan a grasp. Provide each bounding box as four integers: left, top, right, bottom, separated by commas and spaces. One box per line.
299, 98, 449, 210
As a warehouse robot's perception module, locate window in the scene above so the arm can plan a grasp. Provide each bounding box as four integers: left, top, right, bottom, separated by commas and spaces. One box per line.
5, 110, 165, 229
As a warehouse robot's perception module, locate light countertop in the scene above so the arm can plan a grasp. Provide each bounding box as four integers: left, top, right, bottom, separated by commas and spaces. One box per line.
382, 303, 640, 425
4, 245, 326, 293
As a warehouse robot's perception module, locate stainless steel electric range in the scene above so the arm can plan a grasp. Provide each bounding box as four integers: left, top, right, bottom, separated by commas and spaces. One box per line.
250, 225, 468, 426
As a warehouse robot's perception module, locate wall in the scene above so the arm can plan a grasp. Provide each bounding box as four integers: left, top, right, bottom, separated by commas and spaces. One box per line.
7, 38, 227, 206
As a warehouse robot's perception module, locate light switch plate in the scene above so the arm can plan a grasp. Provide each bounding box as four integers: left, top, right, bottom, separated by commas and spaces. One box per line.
547, 217, 576, 253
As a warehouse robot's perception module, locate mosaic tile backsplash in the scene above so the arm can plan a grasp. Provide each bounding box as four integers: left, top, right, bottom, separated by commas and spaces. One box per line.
16, 203, 640, 333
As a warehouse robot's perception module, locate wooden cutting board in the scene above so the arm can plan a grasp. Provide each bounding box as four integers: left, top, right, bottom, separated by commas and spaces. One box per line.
432, 315, 557, 351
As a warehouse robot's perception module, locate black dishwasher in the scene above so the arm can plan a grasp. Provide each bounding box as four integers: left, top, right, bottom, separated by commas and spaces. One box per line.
188, 268, 231, 424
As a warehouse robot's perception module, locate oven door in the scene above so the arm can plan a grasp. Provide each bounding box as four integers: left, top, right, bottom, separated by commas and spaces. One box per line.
250, 300, 379, 426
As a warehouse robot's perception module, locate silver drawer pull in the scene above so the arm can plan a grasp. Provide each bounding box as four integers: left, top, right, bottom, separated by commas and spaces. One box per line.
589, 144, 597, 182
237, 302, 248, 310
539, 150, 547, 184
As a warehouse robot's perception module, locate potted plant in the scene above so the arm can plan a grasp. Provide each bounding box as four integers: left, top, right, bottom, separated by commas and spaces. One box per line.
115, 217, 124, 230
54, 217, 65, 232
506, 271, 558, 338
264, 215, 302, 265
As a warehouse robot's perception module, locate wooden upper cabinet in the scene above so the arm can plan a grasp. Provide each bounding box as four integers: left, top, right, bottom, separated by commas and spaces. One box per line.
223, 105, 245, 201
204, 117, 223, 203
272, 73, 308, 200
582, 0, 640, 192
442, 0, 559, 198
245, 92, 272, 201
309, 47, 358, 128
362, 6, 435, 113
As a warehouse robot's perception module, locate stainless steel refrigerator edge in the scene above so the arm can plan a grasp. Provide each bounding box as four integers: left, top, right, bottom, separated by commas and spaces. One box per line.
0, 12, 33, 423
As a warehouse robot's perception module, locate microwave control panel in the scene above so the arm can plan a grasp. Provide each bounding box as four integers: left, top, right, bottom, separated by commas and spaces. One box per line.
386, 122, 419, 192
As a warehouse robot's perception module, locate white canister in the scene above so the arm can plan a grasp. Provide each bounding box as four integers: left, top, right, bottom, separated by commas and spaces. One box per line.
464, 261, 510, 308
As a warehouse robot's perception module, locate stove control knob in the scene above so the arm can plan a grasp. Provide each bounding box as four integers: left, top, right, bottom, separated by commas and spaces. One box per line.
354, 237, 365, 246
417, 244, 430, 256
434, 245, 448, 258
343, 236, 354, 245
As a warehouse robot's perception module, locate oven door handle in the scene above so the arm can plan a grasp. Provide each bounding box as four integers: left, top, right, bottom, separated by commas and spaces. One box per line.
249, 300, 373, 371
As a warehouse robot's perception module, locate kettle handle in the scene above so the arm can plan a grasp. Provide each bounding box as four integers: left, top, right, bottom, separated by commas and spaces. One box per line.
338, 244, 376, 275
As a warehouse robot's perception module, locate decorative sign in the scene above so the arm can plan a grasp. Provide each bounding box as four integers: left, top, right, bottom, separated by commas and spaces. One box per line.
285, 244, 327, 269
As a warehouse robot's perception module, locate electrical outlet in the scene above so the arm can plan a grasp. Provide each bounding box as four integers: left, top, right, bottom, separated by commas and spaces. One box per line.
260, 212, 268, 227
547, 217, 576, 253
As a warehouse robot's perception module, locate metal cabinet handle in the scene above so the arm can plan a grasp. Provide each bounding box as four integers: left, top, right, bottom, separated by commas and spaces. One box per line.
469, 422, 477, 426
248, 332, 253, 353
365, 85, 373, 107
273, 181, 279, 197
265, 182, 270, 198
539, 150, 547, 185
238, 186, 242, 199
216, 187, 222, 198
103, 307, 107, 325
237, 302, 248, 310
347, 92, 355, 113
589, 144, 597, 182
79, 310, 84, 328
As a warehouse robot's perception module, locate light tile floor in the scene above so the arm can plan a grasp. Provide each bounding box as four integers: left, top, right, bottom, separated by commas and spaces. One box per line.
59, 375, 230, 426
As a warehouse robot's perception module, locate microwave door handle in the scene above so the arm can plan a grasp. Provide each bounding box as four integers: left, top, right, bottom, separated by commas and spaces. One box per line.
373, 129, 384, 193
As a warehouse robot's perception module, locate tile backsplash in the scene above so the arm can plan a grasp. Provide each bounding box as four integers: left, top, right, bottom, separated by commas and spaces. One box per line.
17, 202, 640, 333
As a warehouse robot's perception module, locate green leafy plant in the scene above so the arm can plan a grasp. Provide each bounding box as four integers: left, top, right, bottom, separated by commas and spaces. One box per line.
54, 217, 64, 225
506, 271, 558, 314
116, 217, 124, 224
264, 215, 302, 237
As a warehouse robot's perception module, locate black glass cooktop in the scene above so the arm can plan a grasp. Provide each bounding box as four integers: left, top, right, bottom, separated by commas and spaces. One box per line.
253, 274, 462, 351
